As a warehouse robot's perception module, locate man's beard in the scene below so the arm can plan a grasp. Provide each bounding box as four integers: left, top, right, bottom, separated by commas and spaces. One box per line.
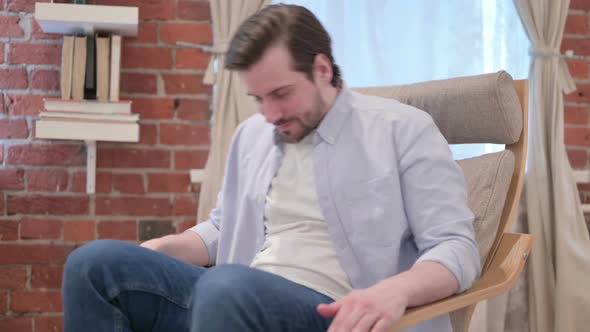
276, 90, 326, 143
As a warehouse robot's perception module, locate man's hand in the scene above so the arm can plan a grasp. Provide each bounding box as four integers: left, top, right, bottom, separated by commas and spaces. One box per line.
138, 231, 210, 267
317, 280, 408, 332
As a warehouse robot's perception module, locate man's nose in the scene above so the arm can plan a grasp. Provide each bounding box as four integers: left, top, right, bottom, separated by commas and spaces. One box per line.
260, 101, 282, 124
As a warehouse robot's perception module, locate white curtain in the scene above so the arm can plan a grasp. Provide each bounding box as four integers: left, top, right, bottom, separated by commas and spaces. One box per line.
513, 1, 590, 331
276, 1, 531, 331
197, 0, 271, 224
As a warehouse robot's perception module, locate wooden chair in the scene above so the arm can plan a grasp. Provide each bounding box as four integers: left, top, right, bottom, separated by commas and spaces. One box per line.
355, 72, 531, 332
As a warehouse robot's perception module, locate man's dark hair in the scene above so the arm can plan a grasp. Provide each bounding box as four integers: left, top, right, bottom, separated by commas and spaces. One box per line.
225, 4, 342, 88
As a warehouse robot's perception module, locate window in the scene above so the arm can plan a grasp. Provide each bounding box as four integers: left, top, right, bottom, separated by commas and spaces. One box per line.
276, 0, 530, 159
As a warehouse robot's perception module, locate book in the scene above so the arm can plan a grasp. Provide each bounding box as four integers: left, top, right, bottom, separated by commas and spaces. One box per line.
109, 35, 122, 102
36, 118, 139, 142
39, 111, 139, 123
96, 35, 110, 101
60, 35, 75, 99
44, 98, 132, 115
84, 35, 96, 100
71, 36, 87, 100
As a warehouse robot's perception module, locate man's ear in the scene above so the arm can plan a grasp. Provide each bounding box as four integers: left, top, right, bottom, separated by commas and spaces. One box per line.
313, 53, 333, 85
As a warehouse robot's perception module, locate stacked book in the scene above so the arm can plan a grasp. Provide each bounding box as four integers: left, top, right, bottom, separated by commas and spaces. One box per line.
36, 33, 139, 143
37, 98, 139, 142
60, 33, 122, 102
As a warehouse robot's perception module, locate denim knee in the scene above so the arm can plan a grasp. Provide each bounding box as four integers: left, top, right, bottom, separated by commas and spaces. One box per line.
192, 265, 257, 307
64, 239, 132, 284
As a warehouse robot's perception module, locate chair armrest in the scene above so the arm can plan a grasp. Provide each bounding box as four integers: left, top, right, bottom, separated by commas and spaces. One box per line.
389, 232, 533, 331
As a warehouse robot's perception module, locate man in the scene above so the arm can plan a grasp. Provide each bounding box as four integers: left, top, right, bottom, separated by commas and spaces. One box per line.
63, 4, 480, 332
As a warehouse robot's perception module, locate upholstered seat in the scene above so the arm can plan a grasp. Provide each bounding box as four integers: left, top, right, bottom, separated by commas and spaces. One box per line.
354, 71, 531, 332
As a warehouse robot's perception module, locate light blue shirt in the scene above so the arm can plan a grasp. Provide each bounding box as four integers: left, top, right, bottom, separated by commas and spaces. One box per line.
191, 87, 480, 331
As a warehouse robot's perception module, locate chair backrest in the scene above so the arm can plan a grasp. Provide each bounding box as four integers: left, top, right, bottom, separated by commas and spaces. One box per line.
354, 71, 528, 332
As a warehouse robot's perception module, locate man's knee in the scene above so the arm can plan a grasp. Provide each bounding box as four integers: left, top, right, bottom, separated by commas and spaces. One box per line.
193, 265, 260, 307
64, 239, 132, 284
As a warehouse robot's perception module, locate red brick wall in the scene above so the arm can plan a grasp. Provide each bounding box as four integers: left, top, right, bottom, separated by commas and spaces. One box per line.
564, 1, 590, 205
0, 0, 212, 330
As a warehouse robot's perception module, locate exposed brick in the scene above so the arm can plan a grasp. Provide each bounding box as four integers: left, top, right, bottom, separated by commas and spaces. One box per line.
561, 38, 590, 57
97, 221, 137, 241
0, 244, 72, 265
0, 146, 3, 164
31, 69, 60, 91
565, 127, 590, 146
0, 16, 24, 38
35, 316, 64, 332
32, 19, 61, 40
11, 291, 63, 313
565, 105, 589, 125
0, 68, 28, 89
566, 59, 589, 80
148, 173, 190, 193
0, 43, 4, 64
571, 0, 590, 11
160, 23, 212, 45
161, 124, 210, 145
563, 85, 584, 103
176, 99, 209, 121
174, 195, 197, 216
131, 98, 174, 119
0, 119, 28, 139
98, 148, 170, 169
0, 169, 25, 190
122, 46, 172, 69
20, 219, 62, 240
0, 317, 32, 331
120, 73, 158, 94
7, 0, 39, 13
71, 172, 111, 193
163, 74, 211, 95
177, 0, 210, 21
113, 173, 145, 194
140, 124, 157, 145
568, 149, 588, 168
27, 169, 68, 192
177, 219, 195, 233
6, 94, 44, 116
0, 267, 27, 289
0, 219, 18, 241
565, 15, 588, 35
176, 48, 210, 70
94, 0, 175, 19
10, 43, 61, 65
0, 291, 6, 314
138, 220, 174, 241
63, 220, 95, 242
31, 265, 63, 288
95, 197, 172, 216
125, 22, 158, 44
174, 149, 209, 170
7, 195, 89, 215
7, 144, 85, 166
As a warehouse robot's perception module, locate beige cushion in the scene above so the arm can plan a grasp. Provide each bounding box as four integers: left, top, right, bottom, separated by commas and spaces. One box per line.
450, 150, 515, 332
457, 150, 515, 266
353, 71, 522, 145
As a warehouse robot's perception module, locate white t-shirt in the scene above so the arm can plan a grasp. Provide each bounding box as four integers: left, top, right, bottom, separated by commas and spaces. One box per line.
250, 132, 353, 300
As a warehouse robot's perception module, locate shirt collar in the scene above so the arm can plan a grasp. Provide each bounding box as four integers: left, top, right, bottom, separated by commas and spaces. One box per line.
315, 84, 352, 145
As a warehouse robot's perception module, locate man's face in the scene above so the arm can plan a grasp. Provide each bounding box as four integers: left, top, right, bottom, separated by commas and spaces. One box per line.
241, 44, 328, 143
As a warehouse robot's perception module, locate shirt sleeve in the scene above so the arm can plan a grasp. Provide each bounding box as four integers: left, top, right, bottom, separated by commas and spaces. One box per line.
189, 189, 222, 266
397, 111, 481, 292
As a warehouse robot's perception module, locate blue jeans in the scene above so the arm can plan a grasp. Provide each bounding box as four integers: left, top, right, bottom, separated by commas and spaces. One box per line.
62, 240, 334, 332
